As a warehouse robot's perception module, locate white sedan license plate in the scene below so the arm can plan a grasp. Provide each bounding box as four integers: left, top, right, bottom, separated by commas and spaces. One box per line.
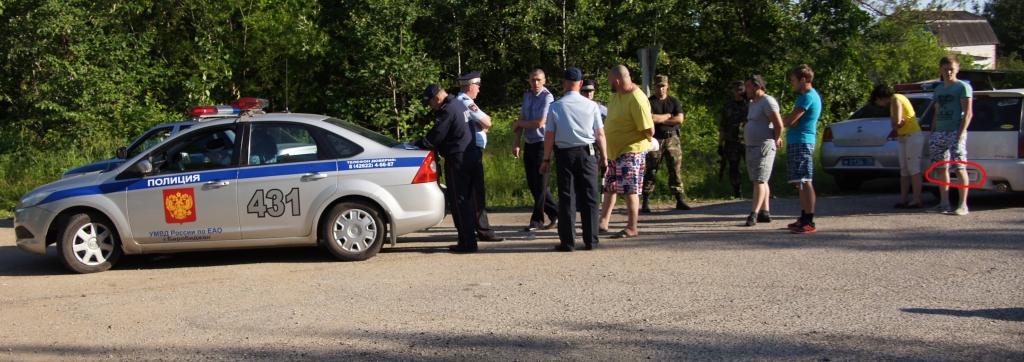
841, 158, 875, 167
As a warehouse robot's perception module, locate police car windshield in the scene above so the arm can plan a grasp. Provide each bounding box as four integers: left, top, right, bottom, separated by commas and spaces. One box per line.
323, 118, 402, 147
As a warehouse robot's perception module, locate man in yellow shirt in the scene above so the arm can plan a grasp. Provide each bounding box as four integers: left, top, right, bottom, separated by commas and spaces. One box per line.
598, 65, 655, 238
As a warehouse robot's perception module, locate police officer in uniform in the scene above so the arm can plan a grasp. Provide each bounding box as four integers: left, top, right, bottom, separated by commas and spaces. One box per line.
414, 84, 481, 253
719, 80, 749, 199
539, 68, 607, 251
581, 79, 608, 118
642, 75, 689, 212
455, 70, 503, 242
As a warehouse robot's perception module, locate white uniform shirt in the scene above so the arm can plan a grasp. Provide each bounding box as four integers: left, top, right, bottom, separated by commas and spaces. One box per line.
456, 92, 488, 149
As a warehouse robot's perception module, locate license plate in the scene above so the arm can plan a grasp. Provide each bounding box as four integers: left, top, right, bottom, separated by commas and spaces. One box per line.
841, 158, 875, 167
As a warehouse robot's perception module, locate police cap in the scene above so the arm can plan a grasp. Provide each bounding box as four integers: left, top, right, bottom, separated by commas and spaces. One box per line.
581, 79, 597, 91
563, 67, 582, 81
458, 70, 482, 86
422, 84, 443, 106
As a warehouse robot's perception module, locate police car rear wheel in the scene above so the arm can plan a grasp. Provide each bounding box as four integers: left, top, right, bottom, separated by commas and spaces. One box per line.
57, 213, 122, 274
323, 202, 384, 261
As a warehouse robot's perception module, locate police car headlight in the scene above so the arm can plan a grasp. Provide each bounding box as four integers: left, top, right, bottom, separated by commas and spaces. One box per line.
16, 190, 54, 210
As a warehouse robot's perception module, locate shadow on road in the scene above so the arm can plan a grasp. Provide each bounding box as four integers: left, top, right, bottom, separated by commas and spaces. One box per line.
901, 307, 1024, 322
1, 321, 1020, 361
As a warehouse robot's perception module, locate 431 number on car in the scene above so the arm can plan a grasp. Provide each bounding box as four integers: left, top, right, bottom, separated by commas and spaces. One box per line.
247, 188, 300, 217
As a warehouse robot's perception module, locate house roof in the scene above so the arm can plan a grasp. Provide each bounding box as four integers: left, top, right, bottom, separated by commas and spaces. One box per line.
921, 11, 1000, 47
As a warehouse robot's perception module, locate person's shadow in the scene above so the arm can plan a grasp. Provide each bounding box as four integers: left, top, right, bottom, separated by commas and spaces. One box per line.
901, 307, 1024, 322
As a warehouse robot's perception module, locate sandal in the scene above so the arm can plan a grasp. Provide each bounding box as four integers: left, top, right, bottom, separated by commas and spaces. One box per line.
893, 202, 909, 209
609, 230, 636, 239
599, 228, 609, 233
904, 203, 922, 209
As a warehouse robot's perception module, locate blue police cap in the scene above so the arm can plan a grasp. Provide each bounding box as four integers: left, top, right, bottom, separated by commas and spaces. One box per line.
564, 67, 582, 81
422, 84, 443, 106
458, 70, 482, 86
581, 79, 597, 91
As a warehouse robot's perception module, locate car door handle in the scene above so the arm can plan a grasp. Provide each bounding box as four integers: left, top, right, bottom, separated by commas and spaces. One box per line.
204, 180, 230, 187
302, 172, 328, 180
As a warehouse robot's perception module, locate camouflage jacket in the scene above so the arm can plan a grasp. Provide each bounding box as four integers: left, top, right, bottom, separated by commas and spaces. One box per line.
719, 99, 748, 146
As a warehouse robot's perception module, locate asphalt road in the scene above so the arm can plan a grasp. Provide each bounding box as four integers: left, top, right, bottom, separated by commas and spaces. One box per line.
1, 191, 1022, 361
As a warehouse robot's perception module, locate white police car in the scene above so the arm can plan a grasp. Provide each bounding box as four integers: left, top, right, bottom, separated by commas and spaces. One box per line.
14, 98, 446, 273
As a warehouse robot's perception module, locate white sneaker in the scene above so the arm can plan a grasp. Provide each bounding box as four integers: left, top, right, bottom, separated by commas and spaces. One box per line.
926, 204, 951, 214
945, 205, 969, 216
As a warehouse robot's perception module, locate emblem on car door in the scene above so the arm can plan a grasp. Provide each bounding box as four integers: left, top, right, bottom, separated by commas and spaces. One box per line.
857, 126, 862, 133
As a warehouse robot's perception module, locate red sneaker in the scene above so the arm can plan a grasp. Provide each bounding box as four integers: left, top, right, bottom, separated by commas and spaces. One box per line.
791, 223, 817, 234
788, 219, 805, 229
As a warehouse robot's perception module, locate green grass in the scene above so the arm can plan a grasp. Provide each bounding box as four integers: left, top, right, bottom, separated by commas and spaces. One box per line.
0, 137, 126, 217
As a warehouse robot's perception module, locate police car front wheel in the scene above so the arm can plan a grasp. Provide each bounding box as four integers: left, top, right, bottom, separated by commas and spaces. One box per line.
323, 202, 384, 261
57, 213, 122, 274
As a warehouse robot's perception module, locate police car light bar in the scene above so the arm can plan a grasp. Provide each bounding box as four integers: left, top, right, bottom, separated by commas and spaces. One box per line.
188, 105, 238, 118
230, 97, 270, 110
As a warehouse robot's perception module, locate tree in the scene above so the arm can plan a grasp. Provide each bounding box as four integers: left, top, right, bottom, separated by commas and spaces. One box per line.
983, 0, 1024, 58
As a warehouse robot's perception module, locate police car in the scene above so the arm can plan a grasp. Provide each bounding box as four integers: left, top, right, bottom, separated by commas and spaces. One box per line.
14, 98, 446, 273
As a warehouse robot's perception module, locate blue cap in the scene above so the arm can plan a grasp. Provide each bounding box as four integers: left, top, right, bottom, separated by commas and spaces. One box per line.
563, 67, 582, 81
458, 70, 482, 86
422, 84, 443, 106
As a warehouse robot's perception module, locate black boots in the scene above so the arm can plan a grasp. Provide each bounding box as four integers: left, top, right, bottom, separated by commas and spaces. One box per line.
675, 193, 691, 210
733, 184, 742, 199
641, 193, 651, 213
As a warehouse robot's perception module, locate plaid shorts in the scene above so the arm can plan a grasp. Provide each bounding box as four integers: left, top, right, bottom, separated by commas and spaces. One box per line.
786, 143, 815, 183
604, 152, 646, 195
929, 131, 967, 170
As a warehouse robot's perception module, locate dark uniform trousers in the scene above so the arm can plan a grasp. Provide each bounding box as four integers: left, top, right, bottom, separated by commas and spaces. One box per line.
523, 141, 558, 226
469, 147, 496, 238
443, 148, 483, 249
555, 145, 600, 248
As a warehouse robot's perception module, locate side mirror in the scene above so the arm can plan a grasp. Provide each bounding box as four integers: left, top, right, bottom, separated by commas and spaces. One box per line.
136, 160, 153, 174
116, 147, 128, 160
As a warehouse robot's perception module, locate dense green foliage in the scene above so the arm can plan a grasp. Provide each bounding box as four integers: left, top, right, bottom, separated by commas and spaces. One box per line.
983, 0, 1023, 58
0, 0, 974, 213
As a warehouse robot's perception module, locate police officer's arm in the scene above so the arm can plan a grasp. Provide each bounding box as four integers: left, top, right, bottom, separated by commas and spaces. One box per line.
515, 93, 553, 129
414, 113, 453, 151
539, 131, 555, 174
477, 115, 492, 131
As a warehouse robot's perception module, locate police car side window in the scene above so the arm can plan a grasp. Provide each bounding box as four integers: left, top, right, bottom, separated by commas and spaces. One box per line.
250, 124, 321, 165
151, 128, 236, 174
326, 134, 363, 159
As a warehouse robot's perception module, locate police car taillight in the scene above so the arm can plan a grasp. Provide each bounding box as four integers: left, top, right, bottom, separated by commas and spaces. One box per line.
231, 97, 269, 110
894, 84, 924, 92
822, 128, 833, 142
887, 130, 898, 141
188, 105, 238, 118
412, 151, 439, 184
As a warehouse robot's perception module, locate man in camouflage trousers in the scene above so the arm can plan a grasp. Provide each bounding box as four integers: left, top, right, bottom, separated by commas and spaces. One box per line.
642, 75, 689, 212
719, 80, 748, 199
